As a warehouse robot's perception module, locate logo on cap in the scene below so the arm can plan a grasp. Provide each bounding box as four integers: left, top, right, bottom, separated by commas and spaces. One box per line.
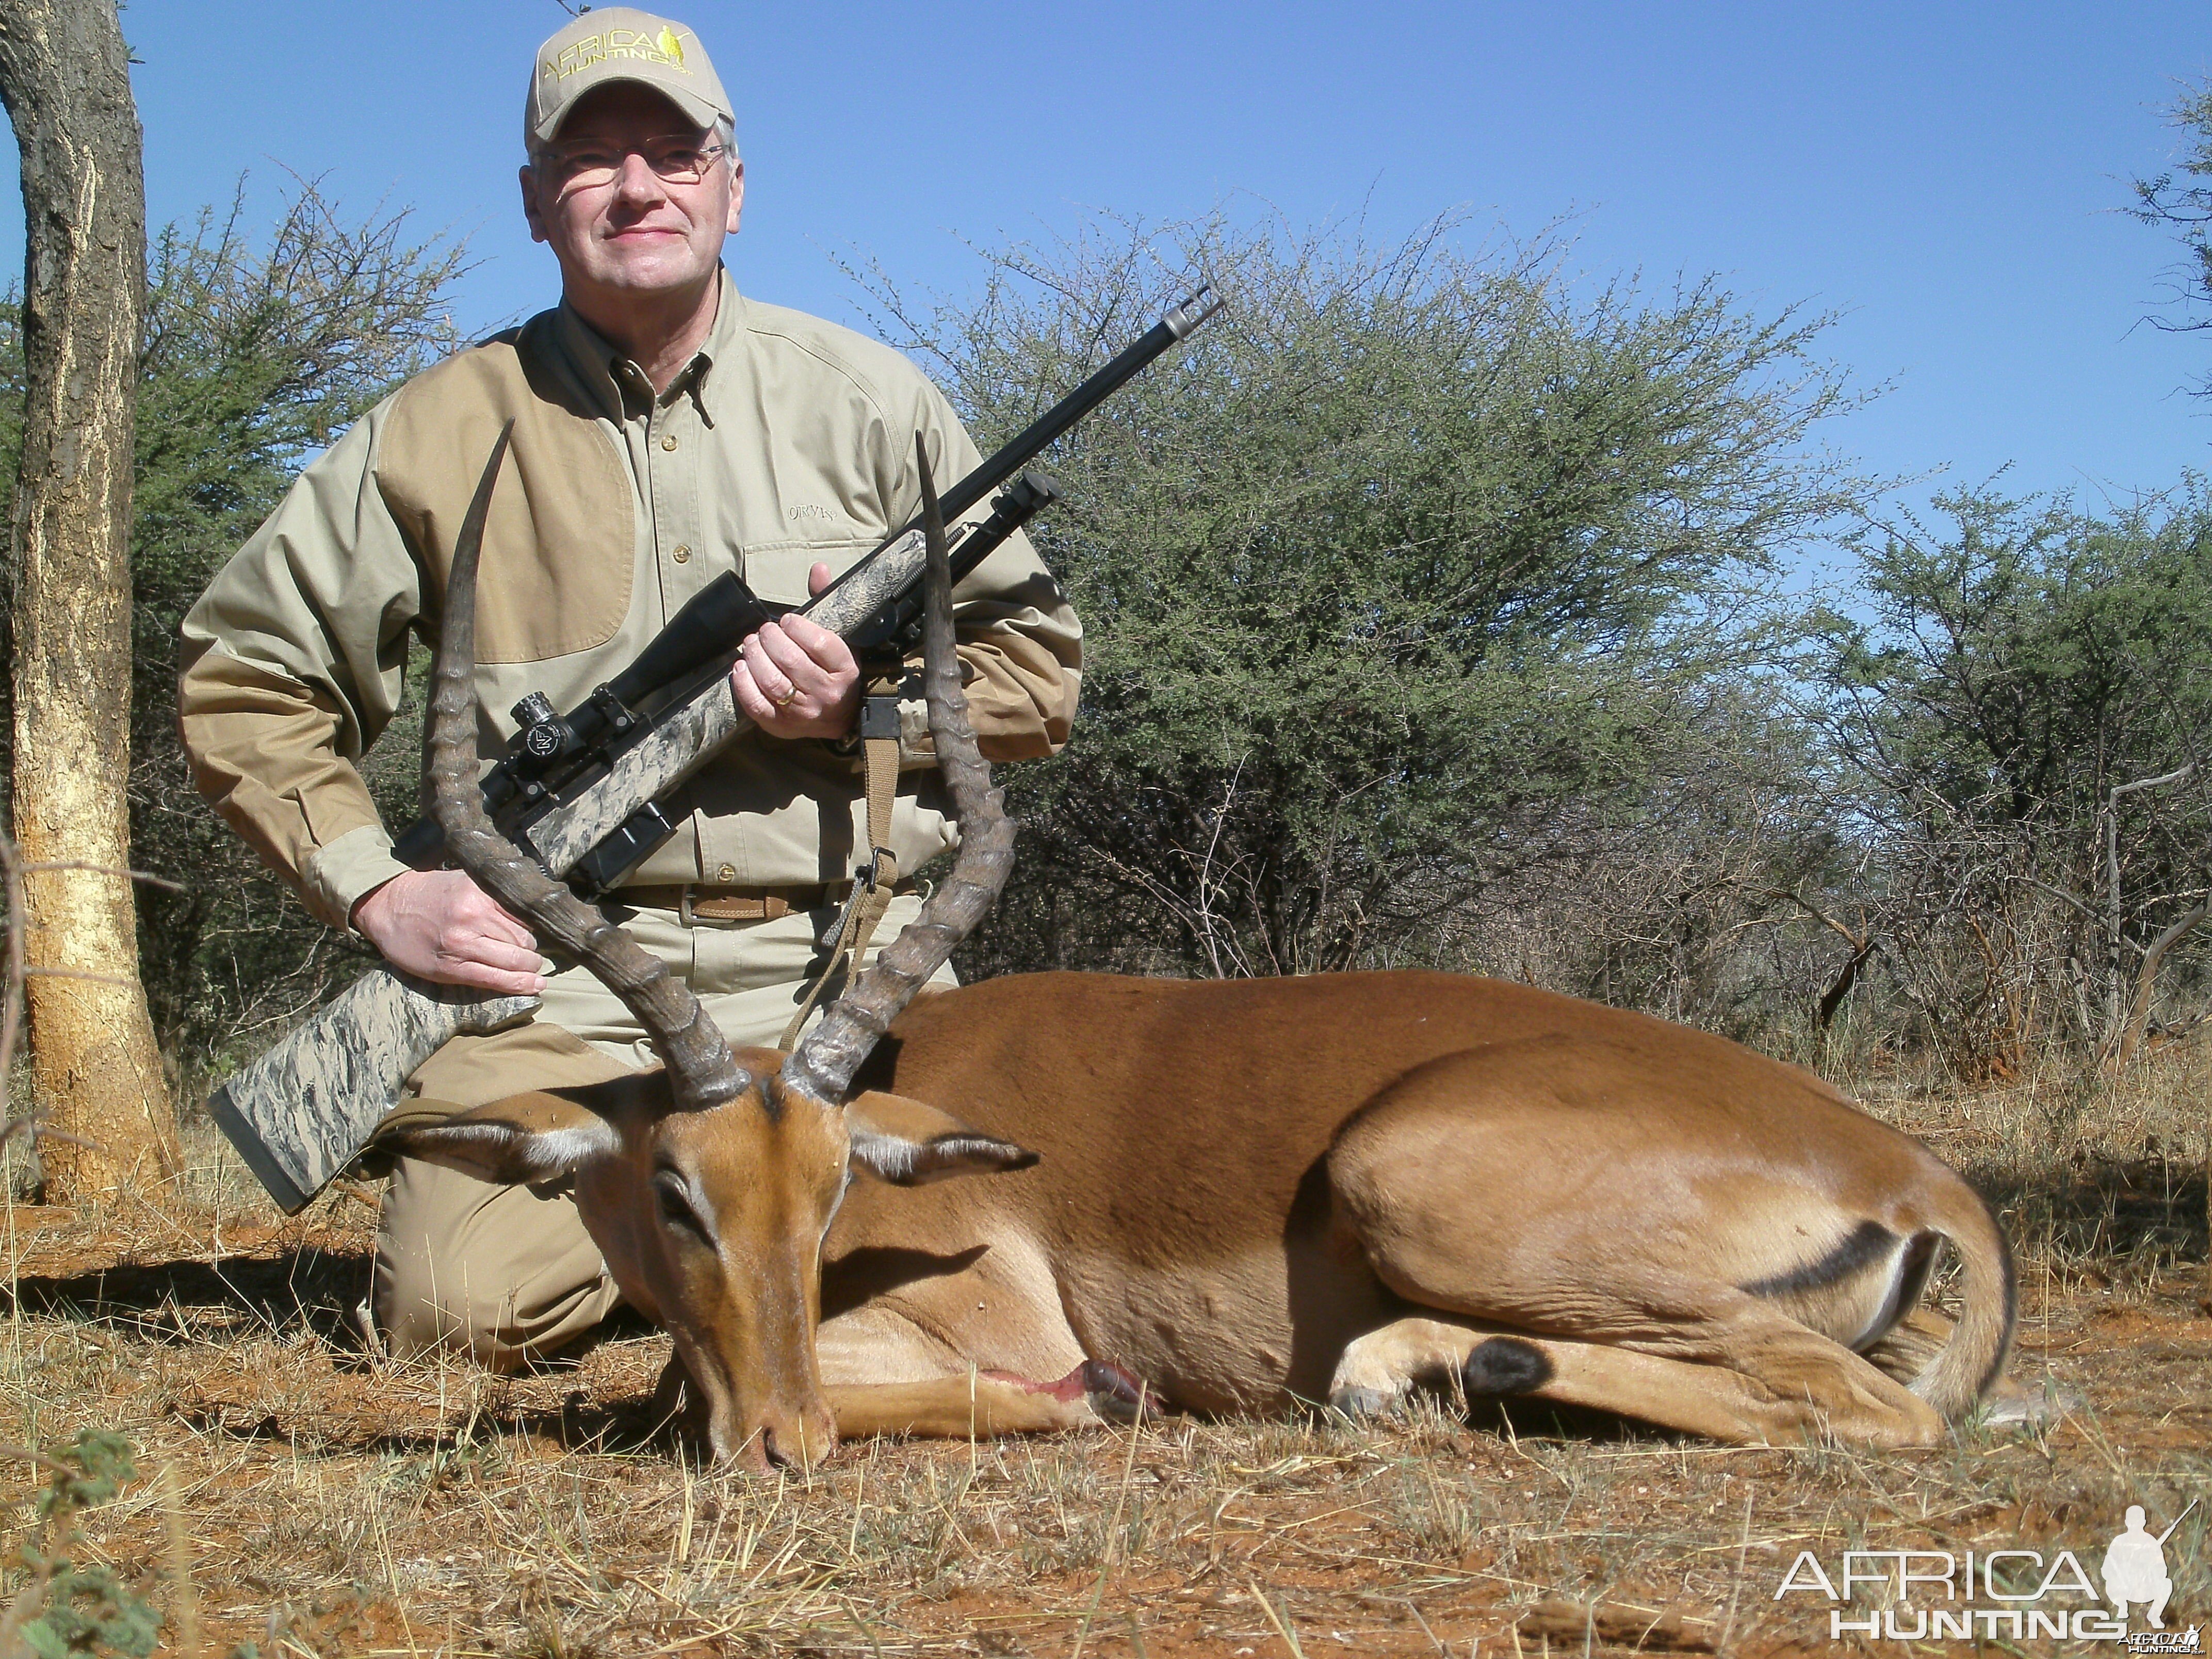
544, 25, 696, 85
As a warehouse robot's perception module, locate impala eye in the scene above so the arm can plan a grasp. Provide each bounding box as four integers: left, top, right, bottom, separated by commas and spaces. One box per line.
654, 1171, 711, 1243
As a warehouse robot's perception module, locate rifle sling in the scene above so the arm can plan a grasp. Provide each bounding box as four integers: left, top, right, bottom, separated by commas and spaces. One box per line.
779, 701, 903, 1050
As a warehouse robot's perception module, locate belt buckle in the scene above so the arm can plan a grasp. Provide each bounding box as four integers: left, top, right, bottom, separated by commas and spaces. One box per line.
678, 884, 698, 927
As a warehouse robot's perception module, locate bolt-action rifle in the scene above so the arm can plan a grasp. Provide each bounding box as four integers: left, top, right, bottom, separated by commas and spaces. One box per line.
207, 288, 1224, 1213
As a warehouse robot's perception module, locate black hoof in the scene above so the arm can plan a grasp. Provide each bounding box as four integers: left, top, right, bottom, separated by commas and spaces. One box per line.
1463, 1336, 1552, 1398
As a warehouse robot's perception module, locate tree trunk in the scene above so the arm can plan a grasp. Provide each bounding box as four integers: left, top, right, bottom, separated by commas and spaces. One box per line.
0, 0, 173, 1194
2107, 900, 2207, 1076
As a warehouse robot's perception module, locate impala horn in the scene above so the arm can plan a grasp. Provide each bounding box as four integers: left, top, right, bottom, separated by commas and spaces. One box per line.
424, 421, 753, 1115
781, 435, 1019, 1106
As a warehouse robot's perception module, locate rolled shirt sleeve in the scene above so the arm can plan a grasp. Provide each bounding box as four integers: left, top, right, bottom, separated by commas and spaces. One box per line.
177, 408, 420, 930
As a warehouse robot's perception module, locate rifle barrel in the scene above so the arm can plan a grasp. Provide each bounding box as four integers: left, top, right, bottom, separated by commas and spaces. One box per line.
805, 286, 1223, 619
934, 286, 1222, 527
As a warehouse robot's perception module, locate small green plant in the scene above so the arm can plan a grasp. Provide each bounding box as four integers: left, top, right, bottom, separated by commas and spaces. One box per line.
0, 1429, 161, 1658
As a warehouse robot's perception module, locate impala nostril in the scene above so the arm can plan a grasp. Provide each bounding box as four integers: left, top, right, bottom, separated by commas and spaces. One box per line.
760, 1425, 791, 1471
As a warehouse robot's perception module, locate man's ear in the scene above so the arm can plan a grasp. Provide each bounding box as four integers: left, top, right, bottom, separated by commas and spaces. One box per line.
519, 164, 550, 244
367, 1092, 617, 1185
725, 159, 744, 235
843, 1090, 1039, 1186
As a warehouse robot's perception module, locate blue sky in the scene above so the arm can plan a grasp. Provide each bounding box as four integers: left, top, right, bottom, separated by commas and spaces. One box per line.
47, 3, 2212, 544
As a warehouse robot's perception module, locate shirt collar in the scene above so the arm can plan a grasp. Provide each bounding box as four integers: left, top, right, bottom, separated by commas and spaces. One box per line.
551, 266, 745, 420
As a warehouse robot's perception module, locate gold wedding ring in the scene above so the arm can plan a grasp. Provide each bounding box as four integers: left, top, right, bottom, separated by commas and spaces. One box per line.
773, 688, 797, 707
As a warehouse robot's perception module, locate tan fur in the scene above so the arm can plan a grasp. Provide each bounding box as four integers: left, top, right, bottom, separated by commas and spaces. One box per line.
818, 971, 2015, 1445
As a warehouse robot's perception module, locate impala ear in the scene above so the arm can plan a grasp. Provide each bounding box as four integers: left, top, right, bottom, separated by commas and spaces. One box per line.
843, 1090, 1039, 1186
366, 1093, 620, 1185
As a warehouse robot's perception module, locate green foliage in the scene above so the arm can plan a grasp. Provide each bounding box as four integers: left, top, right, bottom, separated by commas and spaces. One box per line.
872, 212, 1869, 977
2, 1430, 160, 1657
1817, 489, 2212, 825
1806, 489, 2212, 1068
0, 180, 466, 1075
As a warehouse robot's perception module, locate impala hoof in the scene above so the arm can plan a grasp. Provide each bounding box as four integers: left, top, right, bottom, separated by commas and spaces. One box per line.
1979, 1375, 2081, 1428
1328, 1385, 1398, 1420
1078, 1360, 1152, 1423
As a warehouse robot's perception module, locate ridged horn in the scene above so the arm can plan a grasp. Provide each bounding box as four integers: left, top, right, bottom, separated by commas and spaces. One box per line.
782, 434, 1018, 1105
424, 422, 751, 1115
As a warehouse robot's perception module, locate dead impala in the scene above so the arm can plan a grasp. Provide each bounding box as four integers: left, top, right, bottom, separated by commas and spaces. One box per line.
376, 440, 2022, 1470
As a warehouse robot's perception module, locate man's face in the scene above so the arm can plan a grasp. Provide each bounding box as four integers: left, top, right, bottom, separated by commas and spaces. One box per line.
521, 82, 743, 306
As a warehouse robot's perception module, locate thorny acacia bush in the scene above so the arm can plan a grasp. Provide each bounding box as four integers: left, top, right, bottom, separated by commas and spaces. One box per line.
1804, 488, 2212, 1078
2132, 72, 2212, 391
867, 212, 1877, 987
0, 180, 465, 1085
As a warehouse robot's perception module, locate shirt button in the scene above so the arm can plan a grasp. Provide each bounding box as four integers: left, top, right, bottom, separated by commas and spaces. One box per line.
661, 434, 678, 451
672, 544, 691, 563
717, 864, 737, 883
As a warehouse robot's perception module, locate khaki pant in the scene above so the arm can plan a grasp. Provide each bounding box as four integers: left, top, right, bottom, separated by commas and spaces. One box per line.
372, 893, 946, 1368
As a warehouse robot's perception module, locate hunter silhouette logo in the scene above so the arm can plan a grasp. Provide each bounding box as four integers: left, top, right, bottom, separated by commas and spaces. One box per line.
2108, 1500, 2199, 1653
657, 26, 686, 65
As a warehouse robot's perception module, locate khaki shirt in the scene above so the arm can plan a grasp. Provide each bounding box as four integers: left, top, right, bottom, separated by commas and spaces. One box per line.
178, 271, 1080, 931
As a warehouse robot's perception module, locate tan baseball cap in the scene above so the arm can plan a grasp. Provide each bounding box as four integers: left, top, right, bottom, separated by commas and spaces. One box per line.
525, 8, 736, 151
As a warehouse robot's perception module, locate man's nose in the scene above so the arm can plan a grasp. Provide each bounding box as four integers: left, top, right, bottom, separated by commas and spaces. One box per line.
612, 151, 670, 206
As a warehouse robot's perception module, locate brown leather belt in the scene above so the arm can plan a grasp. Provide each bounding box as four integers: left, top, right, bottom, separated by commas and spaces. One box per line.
614, 883, 839, 924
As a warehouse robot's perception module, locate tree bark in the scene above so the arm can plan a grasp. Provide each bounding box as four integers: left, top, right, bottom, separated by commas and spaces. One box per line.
2096, 763, 2196, 1063
0, 0, 174, 1193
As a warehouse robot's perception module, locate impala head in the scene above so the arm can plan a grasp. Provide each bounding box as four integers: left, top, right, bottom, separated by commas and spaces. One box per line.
377, 429, 1024, 1470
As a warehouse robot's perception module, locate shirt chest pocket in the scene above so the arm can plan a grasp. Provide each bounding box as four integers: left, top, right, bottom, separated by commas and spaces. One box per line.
742, 535, 875, 607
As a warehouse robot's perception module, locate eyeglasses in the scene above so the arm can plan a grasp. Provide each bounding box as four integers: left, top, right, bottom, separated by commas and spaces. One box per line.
541, 137, 731, 190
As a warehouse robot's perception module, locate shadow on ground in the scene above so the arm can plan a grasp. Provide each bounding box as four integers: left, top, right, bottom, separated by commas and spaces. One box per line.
1, 1245, 369, 1344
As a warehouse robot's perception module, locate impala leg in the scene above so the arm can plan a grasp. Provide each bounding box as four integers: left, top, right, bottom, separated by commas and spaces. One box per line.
1329, 1316, 1483, 1417
825, 1362, 1147, 1441
811, 1297, 1141, 1443
1454, 1330, 1875, 1445
1355, 1281, 1943, 1446
1373, 1237, 1944, 1445
1326, 1315, 1827, 1444
1329, 1312, 1940, 1446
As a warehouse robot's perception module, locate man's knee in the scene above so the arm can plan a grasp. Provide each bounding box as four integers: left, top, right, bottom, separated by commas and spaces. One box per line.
373, 1157, 620, 1370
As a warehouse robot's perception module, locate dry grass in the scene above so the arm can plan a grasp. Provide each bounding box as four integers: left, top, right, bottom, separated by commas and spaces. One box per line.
2, 1039, 2208, 1657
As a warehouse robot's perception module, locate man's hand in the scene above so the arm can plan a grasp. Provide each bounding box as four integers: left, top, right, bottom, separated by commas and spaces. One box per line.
352, 869, 548, 995
731, 562, 862, 738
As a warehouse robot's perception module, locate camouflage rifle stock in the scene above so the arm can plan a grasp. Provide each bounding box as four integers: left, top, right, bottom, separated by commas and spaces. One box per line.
206, 287, 1225, 1212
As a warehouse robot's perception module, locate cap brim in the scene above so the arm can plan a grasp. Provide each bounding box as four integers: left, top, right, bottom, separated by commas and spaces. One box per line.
534, 77, 727, 144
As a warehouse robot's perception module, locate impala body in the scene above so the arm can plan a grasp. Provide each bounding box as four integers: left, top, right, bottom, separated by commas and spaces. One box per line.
806, 969, 2013, 1444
